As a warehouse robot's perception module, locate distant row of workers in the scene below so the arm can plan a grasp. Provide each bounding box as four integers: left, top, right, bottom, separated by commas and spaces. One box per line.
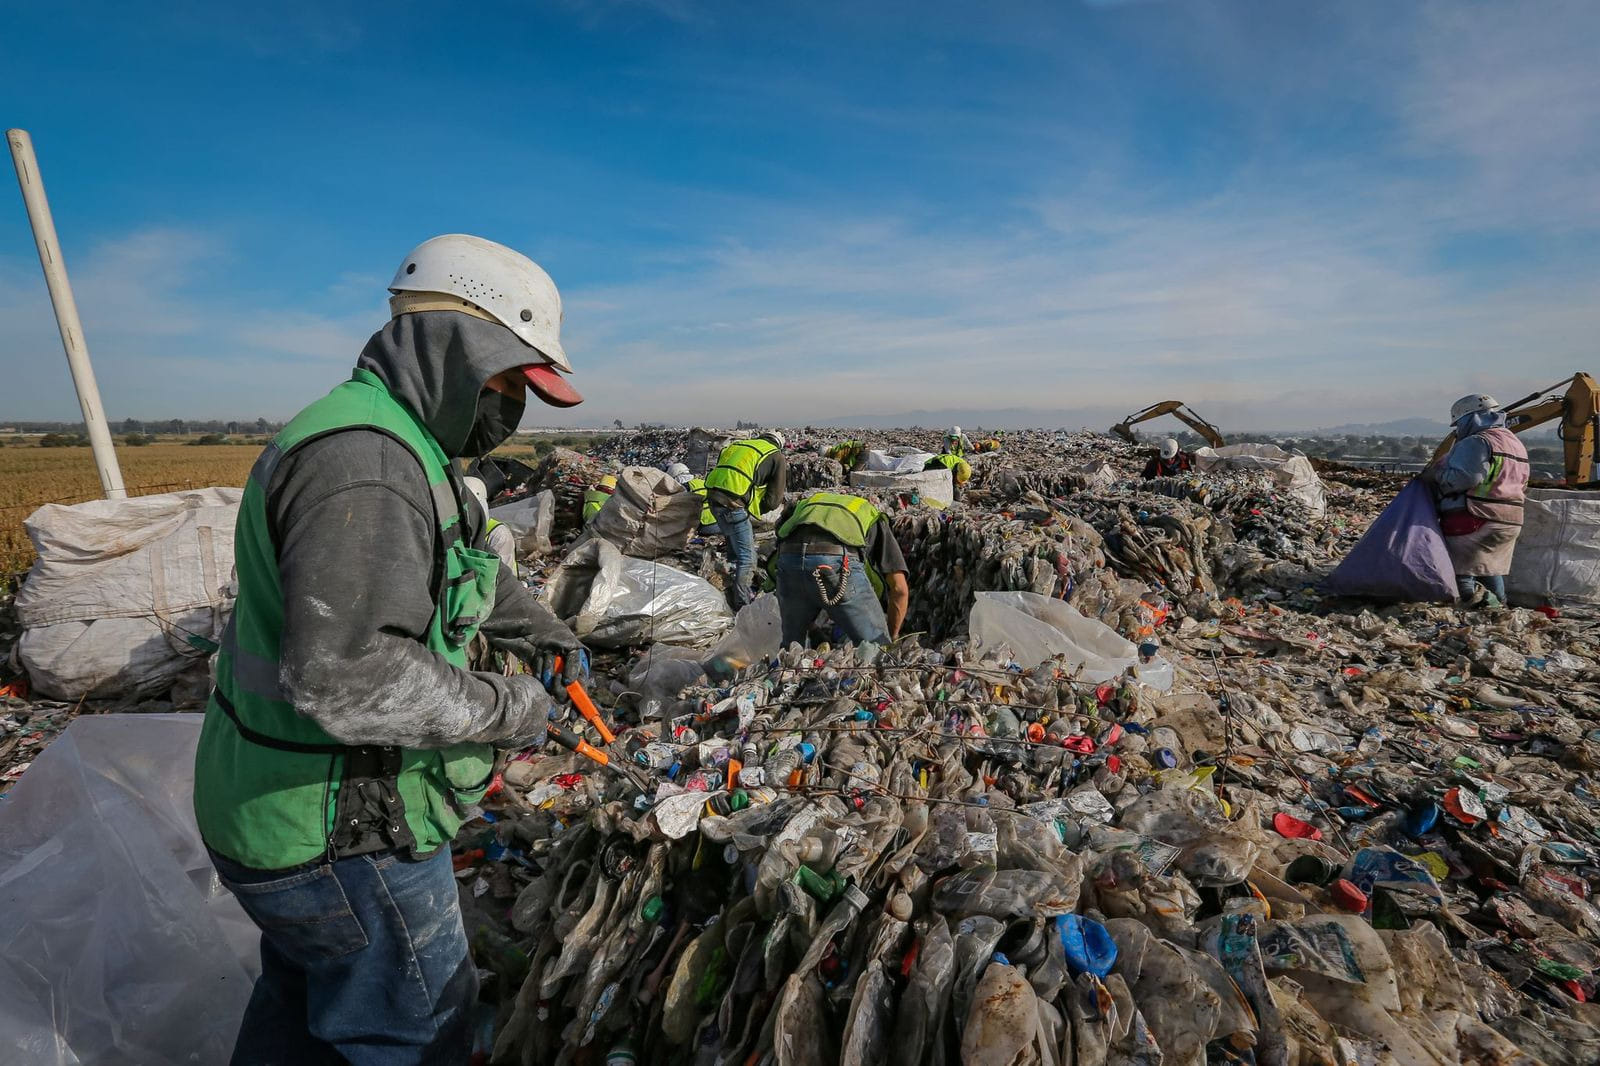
578, 427, 988, 647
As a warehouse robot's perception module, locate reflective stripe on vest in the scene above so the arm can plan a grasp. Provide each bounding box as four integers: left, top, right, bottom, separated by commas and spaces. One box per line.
777, 492, 885, 599
705, 438, 778, 513
193, 368, 496, 870
1467, 426, 1530, 525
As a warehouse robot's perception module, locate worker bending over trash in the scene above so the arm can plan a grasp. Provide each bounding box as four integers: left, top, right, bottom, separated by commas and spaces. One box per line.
704, 431, 788, 610
582, 467, 619, 524
464, 475, 518, 575
924, 451, 972, 496
1424, 394, 1529, 608
1142, 437, 1194, 479
193, 234, 589, 1065
666, 461, 718, 535
825, 438, 867, 471
771, 491, 909, 648
943, 425, 973, 457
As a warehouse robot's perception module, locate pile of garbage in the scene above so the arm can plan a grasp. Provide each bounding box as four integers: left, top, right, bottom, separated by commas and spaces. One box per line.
464, 591, 1600, 1066
531, 447, 607, 536
5, 424, 1600, 1065
442, 428, 1600, 1065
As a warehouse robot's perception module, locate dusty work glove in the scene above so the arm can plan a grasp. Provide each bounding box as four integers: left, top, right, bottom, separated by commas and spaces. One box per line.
488, 674, 557, 750
486, 613, 586, 691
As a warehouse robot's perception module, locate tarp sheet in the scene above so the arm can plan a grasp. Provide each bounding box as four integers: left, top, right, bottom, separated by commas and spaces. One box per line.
0, 714, 256, 1065
1320, 480, 1457, 602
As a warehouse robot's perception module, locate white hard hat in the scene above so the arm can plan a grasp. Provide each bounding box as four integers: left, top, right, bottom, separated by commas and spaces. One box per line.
666, 462, 692, 483
462, 476, 489, 513
951, 426, 962, 436
388, 234, 581, 407
1161, 438, 1179, 459
761, 430, 786, 448
1450, 394, 1499, 422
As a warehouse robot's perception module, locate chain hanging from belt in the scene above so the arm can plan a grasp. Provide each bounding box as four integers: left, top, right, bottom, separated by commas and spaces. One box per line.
813, 551, 851, 606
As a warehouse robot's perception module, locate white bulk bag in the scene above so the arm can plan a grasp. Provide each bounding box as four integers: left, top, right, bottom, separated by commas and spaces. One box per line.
16, 488, 242, 700
1508, 488, 1600, 606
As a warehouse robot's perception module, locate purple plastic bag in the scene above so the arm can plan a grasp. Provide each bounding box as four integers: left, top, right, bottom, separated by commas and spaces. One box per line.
1320, 480, 1457, 602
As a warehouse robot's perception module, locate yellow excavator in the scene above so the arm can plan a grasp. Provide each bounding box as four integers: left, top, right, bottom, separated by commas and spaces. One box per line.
1110, 401, 1226, 449
1430, 372, 1600, 485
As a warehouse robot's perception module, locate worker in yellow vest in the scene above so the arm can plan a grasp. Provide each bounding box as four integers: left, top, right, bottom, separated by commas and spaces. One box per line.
704, 432, 788, 609
771, 491, 909, 647
924, 452, 972, 498
825, 438, 867, 471
582, 472, 617, 525
666, 462, 718, 534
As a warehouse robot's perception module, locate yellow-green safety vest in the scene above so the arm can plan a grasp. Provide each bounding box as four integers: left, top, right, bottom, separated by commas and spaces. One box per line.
686, 477, 717, 529
777, 492, 887, 599
705, 438, 779, 514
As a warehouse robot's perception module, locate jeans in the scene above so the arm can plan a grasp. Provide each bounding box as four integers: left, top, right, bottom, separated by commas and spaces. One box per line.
211, 847, 476, 1066
711, 502, 757, 611
775, 551, 889, 648
1457, 574, 1506, 602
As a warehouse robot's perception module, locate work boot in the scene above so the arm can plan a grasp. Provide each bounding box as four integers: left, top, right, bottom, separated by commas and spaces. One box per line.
1460, 587, 1487, 610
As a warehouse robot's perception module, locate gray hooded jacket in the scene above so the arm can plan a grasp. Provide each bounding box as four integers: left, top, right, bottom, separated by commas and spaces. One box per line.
267, 311, 579, 749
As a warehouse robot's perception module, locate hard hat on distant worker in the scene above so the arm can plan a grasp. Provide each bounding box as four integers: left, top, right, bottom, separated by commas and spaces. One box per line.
759, 430, 786, 449
666, 462, 693, 484
462, 476, 490, 514
1450, 394, 1499, 423
950, 426, 962, 436
388, 234, 583, 408
1160, 438, 1180, 460
598, 474, 618, 490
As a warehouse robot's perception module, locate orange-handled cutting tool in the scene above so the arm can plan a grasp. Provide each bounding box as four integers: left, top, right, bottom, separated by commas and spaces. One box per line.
565, 679, 616, 744
547, 723, 650, 793
547, 723, 611, 765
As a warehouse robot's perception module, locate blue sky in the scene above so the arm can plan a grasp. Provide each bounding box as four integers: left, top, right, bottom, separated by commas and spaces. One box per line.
2, 0, 1597, 430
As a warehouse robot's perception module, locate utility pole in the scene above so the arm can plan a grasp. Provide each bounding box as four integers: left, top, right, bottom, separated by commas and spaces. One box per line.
8, 129, 126, 499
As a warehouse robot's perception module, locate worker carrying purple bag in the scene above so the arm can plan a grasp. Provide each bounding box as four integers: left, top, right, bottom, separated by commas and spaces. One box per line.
1422, 393, 1530, 609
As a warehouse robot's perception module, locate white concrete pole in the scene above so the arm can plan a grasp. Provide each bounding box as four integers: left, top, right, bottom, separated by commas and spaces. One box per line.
7, 129, 126, 499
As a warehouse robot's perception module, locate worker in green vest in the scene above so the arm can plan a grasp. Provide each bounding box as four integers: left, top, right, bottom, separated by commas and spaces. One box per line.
771, 491, 910, 647
667, 462, 718, 534
582, 472, 618, 524
192, 235, 588, 1063
924, 452, 972, 497
704, 431, 788, 610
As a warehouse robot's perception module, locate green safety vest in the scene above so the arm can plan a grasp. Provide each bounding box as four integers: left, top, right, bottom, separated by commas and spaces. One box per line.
686, 477, 717, 529
582, 487, 611, 525
777, 492, 886, 599
925, 453, 971, 484
193, 368, 497, 870
705, 438, 778, 514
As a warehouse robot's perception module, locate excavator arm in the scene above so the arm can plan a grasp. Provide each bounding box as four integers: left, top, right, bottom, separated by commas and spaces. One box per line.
1430, 373, 1600, 484
1111, 400, 1226, 449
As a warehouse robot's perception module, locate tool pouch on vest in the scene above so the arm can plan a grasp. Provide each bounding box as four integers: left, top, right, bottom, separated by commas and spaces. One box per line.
443, 543, 500, 648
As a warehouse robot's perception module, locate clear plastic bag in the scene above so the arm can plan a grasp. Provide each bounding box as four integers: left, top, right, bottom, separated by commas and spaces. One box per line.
0, 714, 258, 1065
542, 539, 732, 648
968, 591, 1136, 680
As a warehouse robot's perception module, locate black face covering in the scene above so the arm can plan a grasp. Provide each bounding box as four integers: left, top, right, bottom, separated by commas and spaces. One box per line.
461, 388, 526, 458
